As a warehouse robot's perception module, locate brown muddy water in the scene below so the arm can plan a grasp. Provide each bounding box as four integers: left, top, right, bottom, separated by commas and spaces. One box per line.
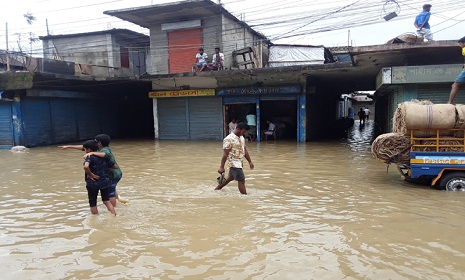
1, 120, 465, 279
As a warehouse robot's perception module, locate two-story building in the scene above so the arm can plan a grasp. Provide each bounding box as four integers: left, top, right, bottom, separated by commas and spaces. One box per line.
40, 29, 150, 78
104, 0, 324, 141
0, 29, 153, 148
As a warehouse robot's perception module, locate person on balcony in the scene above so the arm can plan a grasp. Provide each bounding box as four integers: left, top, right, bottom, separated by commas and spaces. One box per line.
193, 47, 208, 72
207, 47, 224, 70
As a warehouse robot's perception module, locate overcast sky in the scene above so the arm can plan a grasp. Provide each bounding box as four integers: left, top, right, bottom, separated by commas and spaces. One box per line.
1, 0, 464, 56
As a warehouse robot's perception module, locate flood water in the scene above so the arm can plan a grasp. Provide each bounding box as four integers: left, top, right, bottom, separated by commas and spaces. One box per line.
2, 120, 465, 279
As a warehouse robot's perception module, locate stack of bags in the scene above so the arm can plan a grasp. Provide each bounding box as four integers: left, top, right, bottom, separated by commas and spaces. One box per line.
372, 100, 465, 164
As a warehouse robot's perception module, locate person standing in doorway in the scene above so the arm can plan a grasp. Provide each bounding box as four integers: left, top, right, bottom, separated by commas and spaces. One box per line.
228, 118, 237, 134
414, 4, 433, 41
246, 112, 257, 142
448, 36, 465, 104
216, 122, 254, 195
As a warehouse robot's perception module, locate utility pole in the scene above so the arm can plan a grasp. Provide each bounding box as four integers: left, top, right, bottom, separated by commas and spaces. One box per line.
6, 22, 10, 71
46, 18, 50, 35
347, 30, 351, 47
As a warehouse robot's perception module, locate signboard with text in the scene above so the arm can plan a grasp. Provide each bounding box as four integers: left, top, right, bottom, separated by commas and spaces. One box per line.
392, 64, 462, 84
149, 89, 215, 98
216, 85, 301, 96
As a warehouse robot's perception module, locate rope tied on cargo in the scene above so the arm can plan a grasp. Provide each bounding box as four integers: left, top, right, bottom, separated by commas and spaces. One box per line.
425, 105, 433, 129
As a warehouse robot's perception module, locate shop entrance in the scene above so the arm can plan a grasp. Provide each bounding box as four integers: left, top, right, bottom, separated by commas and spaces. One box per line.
224, 103, 256, 137
260, 99, 297, 140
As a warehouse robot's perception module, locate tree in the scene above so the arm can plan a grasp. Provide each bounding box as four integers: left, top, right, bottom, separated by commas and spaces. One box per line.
24, 12, 36, 25
14, 12, 39, 56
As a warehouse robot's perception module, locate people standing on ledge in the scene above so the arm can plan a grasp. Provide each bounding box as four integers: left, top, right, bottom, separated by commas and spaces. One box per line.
414, 4, 433, 41
448, 36, 465, 104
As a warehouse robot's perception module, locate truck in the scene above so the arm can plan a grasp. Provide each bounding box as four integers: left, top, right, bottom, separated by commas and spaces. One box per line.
396, 129, 465, 191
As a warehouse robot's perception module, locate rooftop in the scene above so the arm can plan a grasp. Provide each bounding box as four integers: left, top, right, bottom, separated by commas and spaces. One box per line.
103, 0, 267, 41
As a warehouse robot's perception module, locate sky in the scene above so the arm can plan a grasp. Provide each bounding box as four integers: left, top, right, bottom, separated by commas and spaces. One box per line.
1, 0, 464, 56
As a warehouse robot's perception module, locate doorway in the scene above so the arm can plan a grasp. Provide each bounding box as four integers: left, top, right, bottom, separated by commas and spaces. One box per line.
224, 103, 256, 136
260, 100, 297, 140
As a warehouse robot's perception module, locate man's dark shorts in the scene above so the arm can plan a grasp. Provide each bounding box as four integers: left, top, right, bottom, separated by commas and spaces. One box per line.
229, 167, 245, 181
86, 180, 110, 207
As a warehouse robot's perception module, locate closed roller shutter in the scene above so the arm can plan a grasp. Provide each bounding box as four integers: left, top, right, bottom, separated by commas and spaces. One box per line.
417, 85, 463, 104
158, 98, 188, 140
50, 99, 78, 143
22, 98, 53, 147
75, 100, 101, 140
388, 87, 403, 132
168, 29, 202, 73
188, 97, 222, 140
0, 102, 14, 147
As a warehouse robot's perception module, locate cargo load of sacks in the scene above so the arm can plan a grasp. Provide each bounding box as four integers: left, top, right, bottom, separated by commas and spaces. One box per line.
372, 100, 465, 165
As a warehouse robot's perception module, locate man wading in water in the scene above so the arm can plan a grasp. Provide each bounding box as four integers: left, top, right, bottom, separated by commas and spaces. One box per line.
216, 122, 254, 194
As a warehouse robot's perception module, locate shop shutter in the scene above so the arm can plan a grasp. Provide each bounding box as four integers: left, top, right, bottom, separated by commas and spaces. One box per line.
188, 97, 222, 140
0, 102, 14, 147
417, 84, 465, 104
388, 88, 403, 132
22, 98, 53, 147
168, 29, 202, 73
50, 99, 78, 143
158, 98, 188, 140
75, 100, 101, 140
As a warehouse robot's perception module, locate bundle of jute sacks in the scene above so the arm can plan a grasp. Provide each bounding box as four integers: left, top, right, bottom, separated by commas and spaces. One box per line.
372, 100, 465, 164
371, 133, 411, 164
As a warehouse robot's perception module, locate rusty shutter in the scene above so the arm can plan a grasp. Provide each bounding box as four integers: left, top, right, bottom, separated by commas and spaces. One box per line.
168, 29, 202, 73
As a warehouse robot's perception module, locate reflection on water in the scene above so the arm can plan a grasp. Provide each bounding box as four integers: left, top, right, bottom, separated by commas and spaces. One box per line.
1, 122, 465, 279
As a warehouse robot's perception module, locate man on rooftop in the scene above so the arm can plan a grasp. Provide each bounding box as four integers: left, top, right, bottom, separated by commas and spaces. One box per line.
414, 4, 433, 41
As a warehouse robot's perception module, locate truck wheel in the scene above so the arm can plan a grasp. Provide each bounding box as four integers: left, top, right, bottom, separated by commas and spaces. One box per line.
439, 172, 465, 191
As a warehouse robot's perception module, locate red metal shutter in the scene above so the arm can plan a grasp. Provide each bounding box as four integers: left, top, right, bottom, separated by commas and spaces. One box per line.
168, 28, 202, 73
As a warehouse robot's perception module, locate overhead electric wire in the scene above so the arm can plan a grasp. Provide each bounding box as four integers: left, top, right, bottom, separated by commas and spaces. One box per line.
2, 0, 465, 56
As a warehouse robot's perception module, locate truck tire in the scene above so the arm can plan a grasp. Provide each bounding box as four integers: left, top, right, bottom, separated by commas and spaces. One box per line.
438, 172, 465, 191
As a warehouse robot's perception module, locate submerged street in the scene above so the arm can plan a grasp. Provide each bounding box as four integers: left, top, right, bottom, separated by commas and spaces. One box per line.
1, 120, 465, 279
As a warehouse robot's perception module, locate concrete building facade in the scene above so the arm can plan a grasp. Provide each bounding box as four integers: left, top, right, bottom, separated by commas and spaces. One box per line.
104, 0, 269, 75
40, 29, 150, 78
